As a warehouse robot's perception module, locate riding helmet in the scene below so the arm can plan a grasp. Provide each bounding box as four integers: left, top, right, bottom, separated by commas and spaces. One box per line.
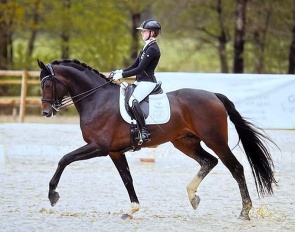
137, 19, 161, 37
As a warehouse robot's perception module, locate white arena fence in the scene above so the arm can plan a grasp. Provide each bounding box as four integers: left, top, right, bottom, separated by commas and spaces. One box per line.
156, 73, 295, 129
0, 71, 294, 129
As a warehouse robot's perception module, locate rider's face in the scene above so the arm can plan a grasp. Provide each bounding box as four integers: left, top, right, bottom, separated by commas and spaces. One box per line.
141, 30, 151, 41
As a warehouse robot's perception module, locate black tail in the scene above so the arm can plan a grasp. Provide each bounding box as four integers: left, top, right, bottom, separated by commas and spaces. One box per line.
215, 93, 278, 197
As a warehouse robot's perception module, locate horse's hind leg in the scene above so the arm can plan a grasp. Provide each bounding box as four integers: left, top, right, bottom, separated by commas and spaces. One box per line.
171, 136, 218, 210
209, 144, 252, 220
206, 133, 252, 220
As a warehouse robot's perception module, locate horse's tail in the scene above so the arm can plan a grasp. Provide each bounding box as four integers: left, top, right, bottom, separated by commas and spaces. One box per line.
215, 93, 277, 197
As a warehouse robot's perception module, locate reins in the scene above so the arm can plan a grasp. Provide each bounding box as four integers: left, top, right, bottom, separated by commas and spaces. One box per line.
57, 80, 112, 110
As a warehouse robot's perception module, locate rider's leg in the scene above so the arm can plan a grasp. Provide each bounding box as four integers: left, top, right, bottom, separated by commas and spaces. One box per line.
128, 81, 157, 104
128, 81, 156, 144
131, 99, 150, 143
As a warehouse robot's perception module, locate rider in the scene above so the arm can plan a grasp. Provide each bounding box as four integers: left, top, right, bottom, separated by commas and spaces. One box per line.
112, 19, 161, 143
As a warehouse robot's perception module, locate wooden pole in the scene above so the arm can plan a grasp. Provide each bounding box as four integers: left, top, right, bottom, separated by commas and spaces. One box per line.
19, 70, 28, 122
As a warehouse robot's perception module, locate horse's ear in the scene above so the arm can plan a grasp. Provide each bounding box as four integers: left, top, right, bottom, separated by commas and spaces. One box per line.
37, 59, 46, 70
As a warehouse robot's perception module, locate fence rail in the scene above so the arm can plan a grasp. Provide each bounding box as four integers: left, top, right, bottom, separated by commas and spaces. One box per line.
0, 70, 132, 122
0, 70, 41, 122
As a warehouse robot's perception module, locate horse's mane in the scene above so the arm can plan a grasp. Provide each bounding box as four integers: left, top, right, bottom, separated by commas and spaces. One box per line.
51, 59, 111, 82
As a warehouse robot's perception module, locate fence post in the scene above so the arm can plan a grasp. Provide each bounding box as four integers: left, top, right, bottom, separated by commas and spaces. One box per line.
19, 70, 28, 122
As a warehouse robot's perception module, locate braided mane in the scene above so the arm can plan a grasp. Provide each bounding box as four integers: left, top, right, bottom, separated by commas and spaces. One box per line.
51, 59, 110, 82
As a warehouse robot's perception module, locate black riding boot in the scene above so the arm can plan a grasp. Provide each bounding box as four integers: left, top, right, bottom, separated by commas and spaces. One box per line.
131, 100, 151, 144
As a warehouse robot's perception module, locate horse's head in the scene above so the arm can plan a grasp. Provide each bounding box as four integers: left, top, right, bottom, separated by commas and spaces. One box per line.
37, 59, 69, 117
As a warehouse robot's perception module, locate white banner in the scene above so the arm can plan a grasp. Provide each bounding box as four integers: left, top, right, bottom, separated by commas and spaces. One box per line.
156, 73, 295, 129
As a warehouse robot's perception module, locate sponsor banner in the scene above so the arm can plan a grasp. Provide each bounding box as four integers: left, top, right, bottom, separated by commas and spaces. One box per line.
156, 73, 295, 129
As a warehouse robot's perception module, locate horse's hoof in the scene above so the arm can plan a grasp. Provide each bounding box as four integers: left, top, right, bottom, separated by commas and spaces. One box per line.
49, 191, 60, 207
121, 213, 133, 220
190, 195, 201, 210
238, 212, 250, 220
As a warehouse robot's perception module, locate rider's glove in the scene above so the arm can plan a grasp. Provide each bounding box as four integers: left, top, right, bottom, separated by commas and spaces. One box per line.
112, 69, 123, 81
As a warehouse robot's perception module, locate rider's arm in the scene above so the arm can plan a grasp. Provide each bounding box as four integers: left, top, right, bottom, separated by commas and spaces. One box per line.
123, 54, 140, 72
122, 47, 159, 78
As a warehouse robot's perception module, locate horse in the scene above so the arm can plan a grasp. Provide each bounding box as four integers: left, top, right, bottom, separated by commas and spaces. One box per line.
37, 59, 277, 220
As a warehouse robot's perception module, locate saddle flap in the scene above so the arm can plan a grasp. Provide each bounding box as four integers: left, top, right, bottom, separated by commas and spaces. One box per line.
120, 83, 170, 125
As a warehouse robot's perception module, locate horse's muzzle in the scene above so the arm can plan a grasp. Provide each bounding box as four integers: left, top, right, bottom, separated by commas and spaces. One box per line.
42, 110, 52, 117
41, 104, 56, 117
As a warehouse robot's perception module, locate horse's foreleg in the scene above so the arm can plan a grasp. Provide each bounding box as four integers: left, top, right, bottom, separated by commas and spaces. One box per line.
172, 138, 218, 210
110, 152, 140, 219
49, 143, 102, 206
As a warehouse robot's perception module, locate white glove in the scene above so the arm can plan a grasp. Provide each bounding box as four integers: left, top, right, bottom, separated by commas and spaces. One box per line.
113, 69, 123, 81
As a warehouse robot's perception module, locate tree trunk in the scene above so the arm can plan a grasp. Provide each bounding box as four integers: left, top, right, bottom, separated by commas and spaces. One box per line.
218, 33, 229, 73
130, 13, 141, 61
233, 0, 248, 73
61, 0, 71, 59
288, 0, 295, 74
217, 0, 229, 73
26, 0, 41, 69
253, 10, 270, 73
0, 0, 9, 69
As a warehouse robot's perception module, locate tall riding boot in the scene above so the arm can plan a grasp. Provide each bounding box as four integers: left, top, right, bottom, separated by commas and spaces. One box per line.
131, 100, 151, 144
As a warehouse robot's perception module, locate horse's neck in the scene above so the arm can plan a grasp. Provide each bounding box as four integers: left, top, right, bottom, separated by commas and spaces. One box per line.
57, 64, 119, 115
65, 70, 108, 97
69, 78, 119, 115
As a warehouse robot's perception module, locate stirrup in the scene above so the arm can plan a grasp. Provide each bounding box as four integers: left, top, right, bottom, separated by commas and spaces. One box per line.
138, 129, 151, 145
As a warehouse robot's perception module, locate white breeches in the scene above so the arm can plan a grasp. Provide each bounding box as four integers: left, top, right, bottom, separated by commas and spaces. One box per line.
128, 81, 157, 107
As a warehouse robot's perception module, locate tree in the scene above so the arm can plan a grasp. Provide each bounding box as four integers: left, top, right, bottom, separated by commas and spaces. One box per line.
0, 0, 9, 69
26, 0, 42, 69
233, 0, 248, 73
2, 0, 295, 73
61, 0, 71, 59
30, 0, 130, 70
119, 0, 157, 65
0, 0, 19, 69
154, 0, 234, 72
247, 0, 272, 73
216, 0, 230, 73
288, 0, 295, 74
187, 0, 232, 73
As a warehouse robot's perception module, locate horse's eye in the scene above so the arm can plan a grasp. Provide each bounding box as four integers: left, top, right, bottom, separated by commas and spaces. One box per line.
45, 83, 51, 88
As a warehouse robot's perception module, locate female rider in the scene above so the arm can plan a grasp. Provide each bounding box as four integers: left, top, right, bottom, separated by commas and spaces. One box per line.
112, 19, 161, 144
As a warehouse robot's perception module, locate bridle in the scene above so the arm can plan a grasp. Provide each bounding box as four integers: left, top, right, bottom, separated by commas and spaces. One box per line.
40, 64, 65, 111
40, 63, 112, 111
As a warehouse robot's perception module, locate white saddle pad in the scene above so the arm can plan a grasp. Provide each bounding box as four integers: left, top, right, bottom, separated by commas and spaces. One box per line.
119, 86, 171, 125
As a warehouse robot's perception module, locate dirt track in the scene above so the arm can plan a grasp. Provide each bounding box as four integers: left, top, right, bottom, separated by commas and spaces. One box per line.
0, 122, 294, 231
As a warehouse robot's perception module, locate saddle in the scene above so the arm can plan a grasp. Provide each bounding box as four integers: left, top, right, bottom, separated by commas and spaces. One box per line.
119, 82, 170, 125
124, 82, 163, 119
119, 81, 171, 151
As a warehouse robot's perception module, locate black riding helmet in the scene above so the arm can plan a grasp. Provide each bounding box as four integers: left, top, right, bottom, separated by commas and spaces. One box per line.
137, 19, 161, 37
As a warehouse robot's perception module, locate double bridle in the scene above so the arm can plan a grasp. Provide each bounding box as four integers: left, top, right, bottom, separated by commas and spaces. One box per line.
40, 63, 112, 111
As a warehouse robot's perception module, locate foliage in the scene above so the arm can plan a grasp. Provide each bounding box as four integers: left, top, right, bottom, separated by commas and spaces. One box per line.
0, 0, 294, 73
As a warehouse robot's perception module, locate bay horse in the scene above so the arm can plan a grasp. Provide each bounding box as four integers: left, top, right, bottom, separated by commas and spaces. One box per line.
37, 59, 277, 220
